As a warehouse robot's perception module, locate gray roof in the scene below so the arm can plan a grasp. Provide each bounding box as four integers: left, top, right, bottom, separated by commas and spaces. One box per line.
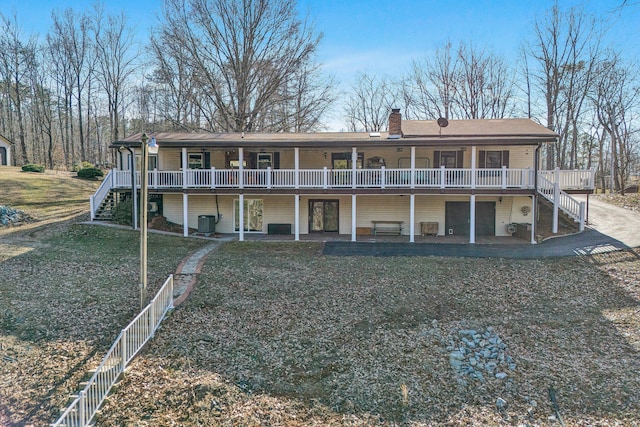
114, 118, 558, 149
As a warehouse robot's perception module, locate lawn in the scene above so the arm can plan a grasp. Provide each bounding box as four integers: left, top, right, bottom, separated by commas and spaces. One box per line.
94, 242, 640, 426
0, 166, 100, 223
0, 168, 211, 425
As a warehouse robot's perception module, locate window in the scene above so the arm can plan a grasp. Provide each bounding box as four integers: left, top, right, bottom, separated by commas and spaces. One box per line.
257, 153, 273, 169
433, 150, 464, 168
134, 154, 158, 171
188, 153, 204, 169
479, 150, 509, 168
229, 159, 247, 169
331, 152, 364, 169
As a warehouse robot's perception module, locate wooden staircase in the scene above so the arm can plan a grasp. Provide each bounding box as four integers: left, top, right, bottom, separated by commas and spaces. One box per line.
93, 190, 127, 221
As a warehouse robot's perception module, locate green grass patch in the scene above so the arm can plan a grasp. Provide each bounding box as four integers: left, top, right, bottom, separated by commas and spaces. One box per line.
0, 166, 100, 221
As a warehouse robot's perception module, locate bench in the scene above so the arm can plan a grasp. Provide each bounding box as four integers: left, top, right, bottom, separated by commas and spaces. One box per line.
372, 220, 403, 236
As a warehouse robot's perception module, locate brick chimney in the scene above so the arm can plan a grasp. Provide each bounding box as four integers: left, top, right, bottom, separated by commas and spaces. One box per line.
388, 108, 402, 137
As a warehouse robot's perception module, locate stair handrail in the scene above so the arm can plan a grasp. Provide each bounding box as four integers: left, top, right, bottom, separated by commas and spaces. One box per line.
90, 169, 115, 220
537, 172, 585, 230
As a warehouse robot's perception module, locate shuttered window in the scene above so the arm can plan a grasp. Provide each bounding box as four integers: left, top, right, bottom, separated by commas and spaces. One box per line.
479, 150, 509, 168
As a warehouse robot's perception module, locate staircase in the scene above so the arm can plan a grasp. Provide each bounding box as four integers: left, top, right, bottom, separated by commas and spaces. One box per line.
537, 173, 586, 232
93, 190, 126, 221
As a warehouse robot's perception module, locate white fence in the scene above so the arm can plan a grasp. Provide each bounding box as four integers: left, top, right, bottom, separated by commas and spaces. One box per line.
51, 275, 175, 427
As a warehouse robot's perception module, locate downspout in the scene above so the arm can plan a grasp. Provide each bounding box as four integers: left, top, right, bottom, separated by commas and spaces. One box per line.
533, 142, 542, 241
534, 142, 542, 192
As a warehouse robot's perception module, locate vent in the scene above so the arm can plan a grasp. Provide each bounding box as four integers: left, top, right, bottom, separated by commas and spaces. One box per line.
369, 132, 381, 138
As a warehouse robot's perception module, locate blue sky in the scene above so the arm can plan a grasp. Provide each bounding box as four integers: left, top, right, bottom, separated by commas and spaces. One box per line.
2, 0, 639, 128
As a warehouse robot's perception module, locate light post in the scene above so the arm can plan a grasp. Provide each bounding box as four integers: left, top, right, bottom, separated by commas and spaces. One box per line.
139, 133, 158, 309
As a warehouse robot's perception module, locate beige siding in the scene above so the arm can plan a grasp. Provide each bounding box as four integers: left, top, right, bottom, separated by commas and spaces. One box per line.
161, 193, 530, 237
155, 145, 535, 171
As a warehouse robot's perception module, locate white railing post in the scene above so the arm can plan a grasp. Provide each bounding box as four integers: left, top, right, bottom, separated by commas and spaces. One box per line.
323, 167, 328, 189
266, 166, 272, 189
502, 165, 507, 189
121, 329, 127, 372
440, 166, 446, 189
579, 201, 586, 232
79, 389, 86, 426
211, 167, 216, 189
553, 179, 560, 234
381, 166, 386, 189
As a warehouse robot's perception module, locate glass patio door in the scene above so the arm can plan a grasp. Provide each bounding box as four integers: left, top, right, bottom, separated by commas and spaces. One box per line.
234, 199, 264, 232
309, 200, 339, 232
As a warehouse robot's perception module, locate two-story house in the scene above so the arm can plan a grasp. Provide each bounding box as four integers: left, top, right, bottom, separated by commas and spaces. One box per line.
92, 110, 594, 244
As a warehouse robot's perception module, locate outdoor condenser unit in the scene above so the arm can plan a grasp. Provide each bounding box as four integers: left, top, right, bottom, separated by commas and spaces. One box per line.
198, 215, 216, 234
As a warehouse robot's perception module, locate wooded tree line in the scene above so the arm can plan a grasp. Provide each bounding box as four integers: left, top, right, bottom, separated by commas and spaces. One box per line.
1, 1, 638, 192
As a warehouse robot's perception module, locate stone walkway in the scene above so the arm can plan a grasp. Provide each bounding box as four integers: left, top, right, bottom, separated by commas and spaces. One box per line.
172, 237, 233, 306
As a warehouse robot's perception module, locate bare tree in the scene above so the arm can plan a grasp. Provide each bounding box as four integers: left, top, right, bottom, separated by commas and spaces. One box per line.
153, 0, 323, 133
50, 9, 94, 162
0, 13, 37, 165
344, 72, 398, 132
93, 5, 137, 142
260, 61, 337, 132
451, 42, 515, 119
404, 41, 456, 120
591, 54, 640, 193
404, 41, 515, 121
523, 4, 601, 169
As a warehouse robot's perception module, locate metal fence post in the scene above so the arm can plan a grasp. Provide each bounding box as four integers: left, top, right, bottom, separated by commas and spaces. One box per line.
121, 329, 127, 372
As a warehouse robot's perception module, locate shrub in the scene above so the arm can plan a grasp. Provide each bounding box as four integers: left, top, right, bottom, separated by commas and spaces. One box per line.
73, 161, 95, 172
21, 164, 45, 173
77, 167, 104, 180
111, 197, 134, 226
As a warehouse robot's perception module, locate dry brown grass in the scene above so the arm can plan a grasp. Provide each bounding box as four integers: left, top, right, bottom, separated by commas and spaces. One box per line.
95, 242, 640, 426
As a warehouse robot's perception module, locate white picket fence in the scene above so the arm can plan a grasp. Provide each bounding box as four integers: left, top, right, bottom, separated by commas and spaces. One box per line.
51, 275, 175, 427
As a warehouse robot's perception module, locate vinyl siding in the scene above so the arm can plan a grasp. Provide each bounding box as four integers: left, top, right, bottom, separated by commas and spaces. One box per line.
160, 193, 531, 237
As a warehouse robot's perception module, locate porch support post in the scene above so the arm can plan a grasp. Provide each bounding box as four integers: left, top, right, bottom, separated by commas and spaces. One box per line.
294, 194, 300, 241
239, 194, 245, 242
351, 194, 357, 242
183, 193, 189, 237
294, 147, 300, 189
469, 194, 476, 244
579, 201, 586, 232
410, 146, 416, 189
552, 168, 559, 234
181, 148, 187, 189
471, 146, 477, 189
409, 194, 415, 243
352, 147, 357, 189
530, 195, 537, 244
238, 148, 244, 189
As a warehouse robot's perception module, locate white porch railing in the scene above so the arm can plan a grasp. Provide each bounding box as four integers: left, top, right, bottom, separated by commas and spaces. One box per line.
51, 275, 175, 427
538, 168, 595, 190
109, 166, 564, 191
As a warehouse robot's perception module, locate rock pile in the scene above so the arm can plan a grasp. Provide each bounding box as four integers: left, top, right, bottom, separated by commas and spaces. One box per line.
447, 327, 515, 383
0, 205, 34, 227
